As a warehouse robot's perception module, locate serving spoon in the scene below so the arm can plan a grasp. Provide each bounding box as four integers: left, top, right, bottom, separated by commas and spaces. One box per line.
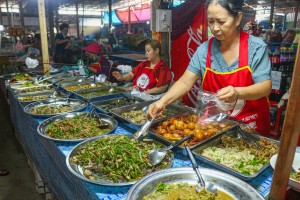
149, 134, 194, 166
89, 107, 110, 129
185, 144, 217, 194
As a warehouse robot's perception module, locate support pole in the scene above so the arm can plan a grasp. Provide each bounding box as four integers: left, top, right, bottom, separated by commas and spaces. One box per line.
75, 3, 80, 39
293, 0, 299, 28
269, 0, 275, 26
128, 6, 131, 34
37, 0, 50, 74
5, 0, 11, 27
48, 2, 55, 55
0, 8, 3, 24
108, 0, 112, 34
18, 0, 25, 28
269, 40, 300, 199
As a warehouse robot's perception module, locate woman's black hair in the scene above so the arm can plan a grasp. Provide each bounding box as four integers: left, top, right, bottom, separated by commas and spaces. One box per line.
206, 0, 244, 17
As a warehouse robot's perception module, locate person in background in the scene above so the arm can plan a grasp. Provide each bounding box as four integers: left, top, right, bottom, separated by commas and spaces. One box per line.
148, 0, 272, 137
54, 23, 72, 63
83, 42, 110, 77
112, 39, 172, 94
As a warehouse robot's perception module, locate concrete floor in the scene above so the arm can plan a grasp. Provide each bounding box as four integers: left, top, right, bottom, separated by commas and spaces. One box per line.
0, 95, 44, 200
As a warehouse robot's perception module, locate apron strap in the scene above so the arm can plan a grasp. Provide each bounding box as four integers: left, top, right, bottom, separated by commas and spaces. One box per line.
239, 31, 249, 68
206, 37, 214, 69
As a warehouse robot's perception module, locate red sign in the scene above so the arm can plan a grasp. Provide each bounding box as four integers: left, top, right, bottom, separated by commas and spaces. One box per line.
171, 3, 208, 107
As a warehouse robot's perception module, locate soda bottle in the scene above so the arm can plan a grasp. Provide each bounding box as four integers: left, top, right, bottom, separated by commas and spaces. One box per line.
272, 47, 280, 71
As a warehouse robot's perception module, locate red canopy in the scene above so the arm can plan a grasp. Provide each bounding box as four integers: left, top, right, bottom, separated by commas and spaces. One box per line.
115, 4, 150, 23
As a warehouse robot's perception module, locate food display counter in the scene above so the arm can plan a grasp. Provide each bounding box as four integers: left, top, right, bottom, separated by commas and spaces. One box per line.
1, 73, 294, 200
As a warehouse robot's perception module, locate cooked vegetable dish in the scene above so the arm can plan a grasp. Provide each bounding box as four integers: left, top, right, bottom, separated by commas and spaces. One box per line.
143, 183, 233, 200
290, 168, 300, 182
71, 135, 170, 183
121, 110, 148, 124
77, 88, 124, 99
154, 115, 233, 147
18, 95, 49, 102
30, 103, 80, 115
9, 73, 33, 82
200, 135, 278, 175
45, 114, 112, 139
100, 98, 136, 111
64, 83, 104, 91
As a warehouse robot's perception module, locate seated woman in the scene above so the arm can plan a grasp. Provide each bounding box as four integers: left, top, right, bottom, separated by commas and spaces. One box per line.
82, 42, 110, 77
112, 39, 172, 94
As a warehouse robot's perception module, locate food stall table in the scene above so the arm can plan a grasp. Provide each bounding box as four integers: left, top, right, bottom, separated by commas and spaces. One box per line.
6, 86, 279, 200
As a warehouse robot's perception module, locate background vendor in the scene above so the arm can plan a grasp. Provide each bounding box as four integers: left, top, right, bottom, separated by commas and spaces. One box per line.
112, 39, 172, 94
83, 42, 110, 77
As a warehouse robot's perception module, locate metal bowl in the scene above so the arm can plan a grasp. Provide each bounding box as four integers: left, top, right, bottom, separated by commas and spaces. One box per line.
37, 112, 118, 142
126, 167, 264, 200
66, 134, 174, 186
24, 98, 88, 118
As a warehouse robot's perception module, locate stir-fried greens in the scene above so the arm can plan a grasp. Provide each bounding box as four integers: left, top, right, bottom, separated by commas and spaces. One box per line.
45, 114, 112, 139
9, 74, 32, 82
30, 103, 80, 115
100, 98, 135, 111
71, 135, 171, 183
78, 88, 125, 98
64, 83, 104, 91
18, 95, 49, 102
291, 168, 300, 182
200, 135, 278, 175
143, 183, 233, 200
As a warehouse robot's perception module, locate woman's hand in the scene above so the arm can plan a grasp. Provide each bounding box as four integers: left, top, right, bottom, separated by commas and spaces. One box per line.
112, 71, 123, 81
217, 86, 239, 103
148, 100, 166, 118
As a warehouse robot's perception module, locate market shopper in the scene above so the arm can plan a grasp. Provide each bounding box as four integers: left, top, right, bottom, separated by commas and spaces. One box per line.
82, 42, 110, 77
112, 39, 172, 94
54, 23, 72, 63
148, 0, 272, 137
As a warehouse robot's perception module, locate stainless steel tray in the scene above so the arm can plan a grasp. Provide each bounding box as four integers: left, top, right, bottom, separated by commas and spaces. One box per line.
110, 101, 192, 131
149, 115, 239, 151
24, 98, 88, 118
37, 112, 118, 142
72, 86, 127, 102
17, 90, 67, 103
192, 129, 279, 181
12, 85, 54, 94
91, 94, 144, 115
126, 167, 264, 200
66, 134, 174, 186
61, 81, 105, 91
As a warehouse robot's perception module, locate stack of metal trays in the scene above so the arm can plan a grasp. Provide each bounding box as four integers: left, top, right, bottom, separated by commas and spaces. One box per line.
192, 128, 279, 180
16, 90, 67, 105
91, 93, 144, 115
72, 86, 127, 102
110, 101, 192, 131
148, 112, 239, 153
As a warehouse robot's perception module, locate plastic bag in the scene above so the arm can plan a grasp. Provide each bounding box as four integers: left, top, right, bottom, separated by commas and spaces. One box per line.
15, 41, 24, 52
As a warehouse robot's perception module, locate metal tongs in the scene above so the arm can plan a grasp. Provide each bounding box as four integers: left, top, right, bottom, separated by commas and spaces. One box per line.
88, 107, 110, 129
237, 126, 261, 149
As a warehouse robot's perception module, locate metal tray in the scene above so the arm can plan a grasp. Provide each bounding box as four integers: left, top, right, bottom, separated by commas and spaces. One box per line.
72, 86, 127, 102
126, 167, 264, 200
149, 114, 239, 151
66, 134, 174, 186
61, 81, 105, 91
110, 101, 192, 131
17, 90, 67, 104
24, 98, 88, 118
37, 112, 118, 142
10, 82, 52, 91
91, 94, 144, 115
192, 129, 280, 181
12, 85, 54, 94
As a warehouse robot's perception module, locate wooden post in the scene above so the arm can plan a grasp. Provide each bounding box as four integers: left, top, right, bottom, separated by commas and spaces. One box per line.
37, 0, 50, 74
0, 8, 3, 24
18, 0, 25, 28
128, 6, 131, 34
108, 0, 112, 34
48, 2, 55, 54
75, 3, 80, 39
269, 40, 300, 199
5, 0, 11, 27
293, 0, 300, 28
269, 0, 275, 26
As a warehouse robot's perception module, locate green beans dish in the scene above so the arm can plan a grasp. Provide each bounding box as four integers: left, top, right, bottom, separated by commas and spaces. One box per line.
70, 135, 172, 183
45, 115, 112, 139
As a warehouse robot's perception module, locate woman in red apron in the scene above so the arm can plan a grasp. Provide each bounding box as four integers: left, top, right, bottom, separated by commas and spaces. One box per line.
148, 0, 272, 137
112, 39, 172, 94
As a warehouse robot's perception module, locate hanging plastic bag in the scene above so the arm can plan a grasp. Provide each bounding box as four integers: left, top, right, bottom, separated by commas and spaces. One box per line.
15, 41, 24, 52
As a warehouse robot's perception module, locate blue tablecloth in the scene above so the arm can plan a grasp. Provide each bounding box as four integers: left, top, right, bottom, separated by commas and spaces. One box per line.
7, 88, 275, 200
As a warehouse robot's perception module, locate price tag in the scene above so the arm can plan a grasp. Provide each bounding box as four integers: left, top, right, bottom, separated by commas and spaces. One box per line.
271, 71, 282, 90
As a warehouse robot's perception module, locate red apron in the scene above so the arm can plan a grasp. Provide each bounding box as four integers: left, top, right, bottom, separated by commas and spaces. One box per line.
202, 31, 270, 137
132, 61, 162, 92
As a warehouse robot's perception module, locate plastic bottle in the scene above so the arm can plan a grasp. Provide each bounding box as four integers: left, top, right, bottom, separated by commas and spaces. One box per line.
267, 47, 274, 70
77, 59, 85, 75
272, 47, 280, 71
